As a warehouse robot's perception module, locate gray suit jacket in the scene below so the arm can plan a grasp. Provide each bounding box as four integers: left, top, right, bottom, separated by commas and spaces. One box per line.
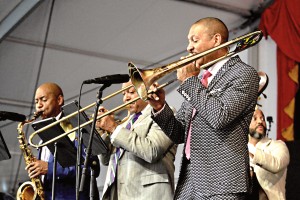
101, 105, 177, 200
153, 56, 260, 196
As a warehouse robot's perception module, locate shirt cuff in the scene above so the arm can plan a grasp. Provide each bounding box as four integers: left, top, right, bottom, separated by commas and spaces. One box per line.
151, 103, 166, 117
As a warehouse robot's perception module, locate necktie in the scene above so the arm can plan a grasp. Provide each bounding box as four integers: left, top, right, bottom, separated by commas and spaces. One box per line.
201, 70, 212, 88
185, 71, 211, 160
185, 108, 196, 160
126, 112, 142, 130
108, 112, 142, 186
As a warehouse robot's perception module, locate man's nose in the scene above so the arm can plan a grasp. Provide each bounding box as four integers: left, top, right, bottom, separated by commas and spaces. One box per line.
36, 101, 43, 109
187, 43, 194, 53
123, 94, 131, 102
257, 118, 263, 123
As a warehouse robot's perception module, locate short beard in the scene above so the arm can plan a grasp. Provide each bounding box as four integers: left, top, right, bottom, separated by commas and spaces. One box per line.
249, 126, 266, 140
249, 130, 264, 139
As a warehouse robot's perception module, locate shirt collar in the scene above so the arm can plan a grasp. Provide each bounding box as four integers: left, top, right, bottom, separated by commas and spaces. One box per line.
198, 57, 230, 79
55, 112, 63, 121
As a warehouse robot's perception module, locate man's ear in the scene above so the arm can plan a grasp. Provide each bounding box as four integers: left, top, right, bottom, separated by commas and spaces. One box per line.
213, 33, 222, 46
57, 95, 64, 106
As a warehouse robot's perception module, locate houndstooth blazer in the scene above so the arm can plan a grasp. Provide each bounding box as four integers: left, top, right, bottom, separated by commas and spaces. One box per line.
152, 56, 260, 196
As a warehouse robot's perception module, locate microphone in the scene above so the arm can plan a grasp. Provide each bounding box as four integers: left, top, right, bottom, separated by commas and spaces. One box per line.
83, 74, 130, 84
0, 111, 26, 122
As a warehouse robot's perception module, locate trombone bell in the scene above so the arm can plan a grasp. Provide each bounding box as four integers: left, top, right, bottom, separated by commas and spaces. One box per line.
129, 63, 152, 101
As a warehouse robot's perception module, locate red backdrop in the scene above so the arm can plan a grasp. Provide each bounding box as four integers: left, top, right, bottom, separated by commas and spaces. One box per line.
259, 0, 300, 140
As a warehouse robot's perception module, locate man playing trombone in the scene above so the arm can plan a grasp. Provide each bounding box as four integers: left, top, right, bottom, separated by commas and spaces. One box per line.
96, 79, 177, 200
147, 17, 260, 199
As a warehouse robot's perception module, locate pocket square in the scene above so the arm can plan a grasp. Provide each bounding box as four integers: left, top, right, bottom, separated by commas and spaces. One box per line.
208, 88, 223, 97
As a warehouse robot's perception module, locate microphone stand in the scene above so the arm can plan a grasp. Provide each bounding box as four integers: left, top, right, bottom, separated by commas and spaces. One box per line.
266, 116, 273, 137
52, 142, 58, 200
79, 83, 111, 199
76, 128, 84, 200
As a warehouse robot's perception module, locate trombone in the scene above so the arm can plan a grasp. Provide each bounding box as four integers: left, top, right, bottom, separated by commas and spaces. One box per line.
29, 30, 263, 149
28, 79, 177, 148
129, 30, 263, 100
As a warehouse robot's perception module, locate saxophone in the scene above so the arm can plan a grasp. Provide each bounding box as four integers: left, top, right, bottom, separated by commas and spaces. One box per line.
16, 112, 45, 200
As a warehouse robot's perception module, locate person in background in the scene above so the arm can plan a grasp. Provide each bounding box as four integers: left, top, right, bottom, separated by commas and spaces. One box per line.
147, 17, 260, 199
96, 80, 177, 200
26, 82, 100, 200
248, 108, 290, 200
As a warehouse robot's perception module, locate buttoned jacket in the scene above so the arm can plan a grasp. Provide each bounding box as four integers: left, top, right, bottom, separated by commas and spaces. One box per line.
153, 56, 260, 196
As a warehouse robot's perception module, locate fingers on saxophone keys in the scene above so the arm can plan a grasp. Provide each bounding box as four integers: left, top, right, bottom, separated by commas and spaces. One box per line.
29, 170, 38, 178
25, 162, 33, 171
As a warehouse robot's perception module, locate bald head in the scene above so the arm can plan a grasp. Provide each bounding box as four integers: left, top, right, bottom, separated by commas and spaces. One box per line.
38, 82, 63, 97
194, 17, 228, 43
35, 82, 64, 119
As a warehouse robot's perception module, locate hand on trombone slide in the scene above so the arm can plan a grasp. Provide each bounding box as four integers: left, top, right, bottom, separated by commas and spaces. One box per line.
176, 59, 200, 82
147, 82, 166, 113
95, 106, 118, 134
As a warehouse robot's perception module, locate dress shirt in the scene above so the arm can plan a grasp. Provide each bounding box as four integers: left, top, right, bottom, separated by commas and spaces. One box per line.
199, 57, 230, 86
40, 112, 62, 182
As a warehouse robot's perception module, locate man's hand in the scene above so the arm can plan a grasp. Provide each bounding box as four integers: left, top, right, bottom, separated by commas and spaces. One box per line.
177, 56, 200, 82
95, 106, 118, 133
25, 160, 48, 178
147, 82, 166, 112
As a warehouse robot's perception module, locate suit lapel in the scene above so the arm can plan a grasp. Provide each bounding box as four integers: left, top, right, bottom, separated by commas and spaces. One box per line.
131, 105, 150, 130
207, 56, 237, 90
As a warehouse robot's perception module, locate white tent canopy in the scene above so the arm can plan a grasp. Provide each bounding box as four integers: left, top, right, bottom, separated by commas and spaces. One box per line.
0, 0, 277, 196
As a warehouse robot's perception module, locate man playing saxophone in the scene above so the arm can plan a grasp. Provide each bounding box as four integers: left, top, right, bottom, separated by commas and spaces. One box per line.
25, 82, 100, 200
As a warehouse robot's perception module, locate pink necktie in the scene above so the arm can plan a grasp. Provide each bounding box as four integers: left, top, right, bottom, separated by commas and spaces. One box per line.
185, 71, 212, 159
185, 108, 196, 160
201, 70, 212, 88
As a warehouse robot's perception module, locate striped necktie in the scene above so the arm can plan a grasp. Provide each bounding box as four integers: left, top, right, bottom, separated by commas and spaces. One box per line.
108, 112, 142, 186
126, 112, 142, 130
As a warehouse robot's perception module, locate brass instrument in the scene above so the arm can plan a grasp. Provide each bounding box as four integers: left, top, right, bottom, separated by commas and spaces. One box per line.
94, 105, 131, 134
129, 30, 263, 100
16, 112, 45, 200
28, 30, 263, 149
257, 71, 268, 97
28, 79, 176, 148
